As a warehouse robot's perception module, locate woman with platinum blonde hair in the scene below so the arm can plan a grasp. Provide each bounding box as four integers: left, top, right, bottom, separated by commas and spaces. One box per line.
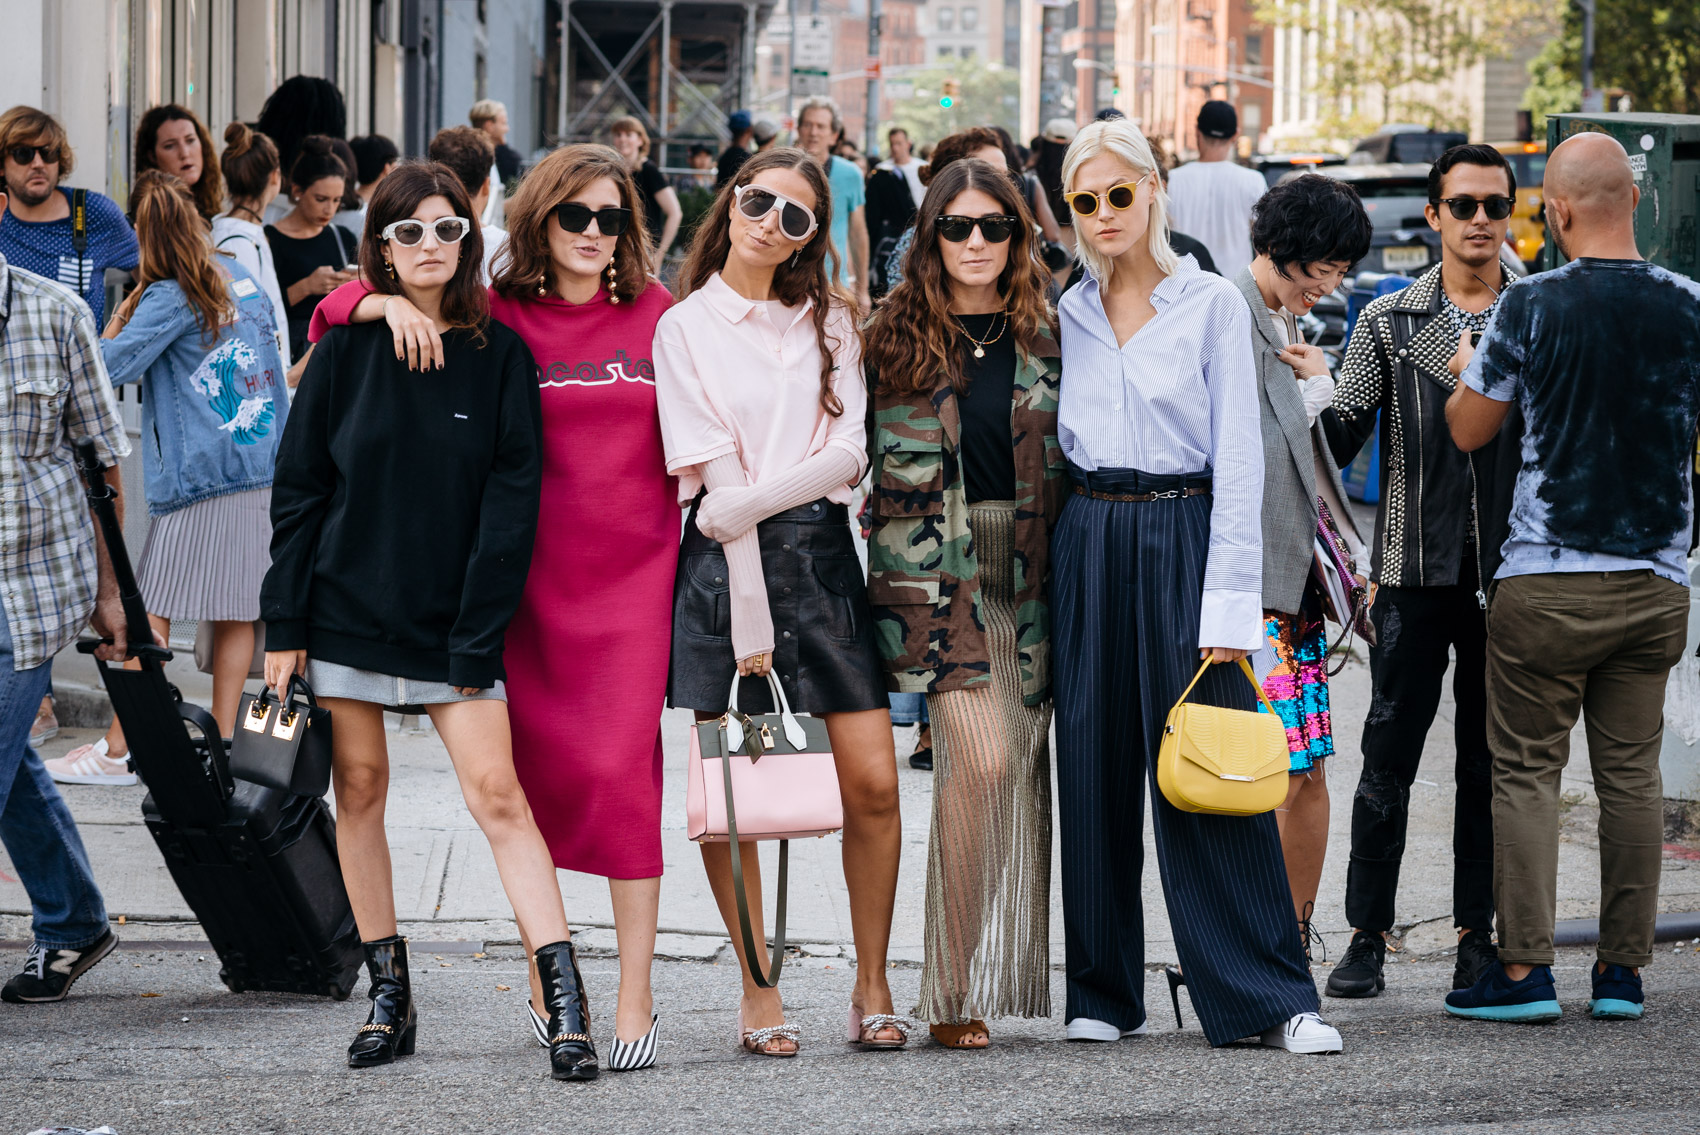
1050, 118, 1343, 1054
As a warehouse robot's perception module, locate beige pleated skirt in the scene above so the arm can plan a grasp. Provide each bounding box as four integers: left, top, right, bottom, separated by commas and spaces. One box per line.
914, 500, 1054, 1024
136, 487, 272, 622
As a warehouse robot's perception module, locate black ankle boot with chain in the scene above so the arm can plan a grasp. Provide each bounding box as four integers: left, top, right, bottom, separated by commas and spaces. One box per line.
348, 935, 417, 1068
534, 939, 598, 1081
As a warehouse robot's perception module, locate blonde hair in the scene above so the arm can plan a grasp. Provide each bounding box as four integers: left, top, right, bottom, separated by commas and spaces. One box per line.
1061, 119, 1178, 282
468, 99, 506, 128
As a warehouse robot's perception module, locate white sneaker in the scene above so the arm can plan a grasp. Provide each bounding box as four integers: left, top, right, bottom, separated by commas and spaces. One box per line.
1258, 1012, 1343, 1054
43, 739, 137, 786
1066, 1016, 1148, 1041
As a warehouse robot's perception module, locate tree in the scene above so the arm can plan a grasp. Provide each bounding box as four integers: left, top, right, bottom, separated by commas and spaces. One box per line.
879, 59, 1020, 151
1257, 0, 1556, 140
1524, 1, 1700, 119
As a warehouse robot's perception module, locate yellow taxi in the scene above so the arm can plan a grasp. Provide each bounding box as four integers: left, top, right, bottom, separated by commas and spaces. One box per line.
1492, 141, 1547, 269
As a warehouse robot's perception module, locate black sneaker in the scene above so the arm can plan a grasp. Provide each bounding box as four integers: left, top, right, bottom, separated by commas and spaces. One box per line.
1325, 930, 1386, 998
1, 929, 118, 1002
1454, 929, 1499, 990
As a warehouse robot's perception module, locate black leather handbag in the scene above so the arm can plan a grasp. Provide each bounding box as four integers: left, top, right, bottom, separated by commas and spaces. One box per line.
228, 676, 334, 797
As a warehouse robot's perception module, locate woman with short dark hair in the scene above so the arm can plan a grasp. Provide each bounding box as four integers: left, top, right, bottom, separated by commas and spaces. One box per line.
261, 161, 595, 1082
1236, 172, 1373, 961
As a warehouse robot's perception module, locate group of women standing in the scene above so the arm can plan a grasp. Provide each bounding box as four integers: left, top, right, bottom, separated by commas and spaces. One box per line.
97, 100, 1372, 1078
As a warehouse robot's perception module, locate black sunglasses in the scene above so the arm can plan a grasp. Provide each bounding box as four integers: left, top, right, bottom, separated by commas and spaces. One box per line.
937, 214, 1019, 244
7, 144, 61, 166
555, 202, 632, 237
1437, 195, 1515, 222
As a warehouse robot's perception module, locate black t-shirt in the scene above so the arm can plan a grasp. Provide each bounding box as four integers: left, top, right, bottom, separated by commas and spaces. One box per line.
1169, 230, 1220, 275
716, 145, 751, 190
494, 142, 523, 185
265, 223, 359, 359
633, 161, 670, 244
954, 312, 1018, 504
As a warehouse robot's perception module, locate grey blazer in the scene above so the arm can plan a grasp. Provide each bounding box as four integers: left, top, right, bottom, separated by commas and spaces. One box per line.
1233, 267, 1351, 615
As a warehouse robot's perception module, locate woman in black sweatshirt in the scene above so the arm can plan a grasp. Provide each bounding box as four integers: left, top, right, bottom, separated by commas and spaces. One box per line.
261, 162, 597, 1083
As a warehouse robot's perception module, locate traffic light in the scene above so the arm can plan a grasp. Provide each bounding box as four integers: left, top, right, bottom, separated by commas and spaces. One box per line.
940, 77, 960, 109
1111, 74, 1123, 97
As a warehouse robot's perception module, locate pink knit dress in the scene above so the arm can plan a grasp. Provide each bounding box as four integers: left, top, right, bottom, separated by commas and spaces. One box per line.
492, 284, 677, 878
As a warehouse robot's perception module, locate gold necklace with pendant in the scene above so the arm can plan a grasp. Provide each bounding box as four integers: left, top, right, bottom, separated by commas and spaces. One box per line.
954, 311, 1008, 359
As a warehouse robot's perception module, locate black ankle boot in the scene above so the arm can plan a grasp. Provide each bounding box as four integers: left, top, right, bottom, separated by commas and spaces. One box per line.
534, 939, 598, 1082
348, 935, 417, 1068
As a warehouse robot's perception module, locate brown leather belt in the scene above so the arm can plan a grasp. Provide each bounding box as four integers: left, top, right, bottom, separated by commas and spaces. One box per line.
1072, 484, 1210, 503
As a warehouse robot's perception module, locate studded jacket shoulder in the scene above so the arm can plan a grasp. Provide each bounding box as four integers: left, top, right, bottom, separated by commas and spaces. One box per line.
1320, 265, 1519, 590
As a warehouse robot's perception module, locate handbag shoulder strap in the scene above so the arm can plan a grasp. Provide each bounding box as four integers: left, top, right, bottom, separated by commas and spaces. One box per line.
722, 750, 788, 989
1171, 657, 1283, 719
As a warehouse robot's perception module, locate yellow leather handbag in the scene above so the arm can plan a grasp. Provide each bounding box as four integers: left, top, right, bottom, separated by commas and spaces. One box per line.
1157, 658, 1291, 816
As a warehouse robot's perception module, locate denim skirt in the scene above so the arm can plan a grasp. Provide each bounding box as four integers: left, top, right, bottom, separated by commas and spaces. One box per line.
667, 497, 888, 715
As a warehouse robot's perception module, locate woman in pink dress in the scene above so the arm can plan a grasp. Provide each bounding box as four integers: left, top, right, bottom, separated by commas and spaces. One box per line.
306, 146, 675, 1071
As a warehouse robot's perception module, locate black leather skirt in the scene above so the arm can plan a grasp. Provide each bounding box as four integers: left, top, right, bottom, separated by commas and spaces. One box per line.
667, 497, 889, 716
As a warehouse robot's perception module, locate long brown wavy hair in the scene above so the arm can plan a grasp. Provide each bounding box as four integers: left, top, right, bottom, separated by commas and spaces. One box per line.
678, 147, 853, 417
866, 159, 1055, 398
492, 143, 651, 302
114, 171, 234, 345
134, 104, 224, 222
360, 161, 489, 338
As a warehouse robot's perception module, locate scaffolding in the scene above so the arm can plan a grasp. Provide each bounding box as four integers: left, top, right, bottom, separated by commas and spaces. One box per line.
548, 0, 774, 170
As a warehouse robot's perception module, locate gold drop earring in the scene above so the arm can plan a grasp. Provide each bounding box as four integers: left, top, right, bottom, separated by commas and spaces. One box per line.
384, 257, 396, 279
606, 254, 619, 304
537, 277, 549, 298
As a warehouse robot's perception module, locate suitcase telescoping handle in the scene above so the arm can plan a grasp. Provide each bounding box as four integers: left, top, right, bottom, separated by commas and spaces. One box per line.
74, 437, 168, 663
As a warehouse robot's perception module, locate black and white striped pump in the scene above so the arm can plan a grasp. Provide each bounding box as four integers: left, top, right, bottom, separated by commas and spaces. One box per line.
606, 1013, 661, 1071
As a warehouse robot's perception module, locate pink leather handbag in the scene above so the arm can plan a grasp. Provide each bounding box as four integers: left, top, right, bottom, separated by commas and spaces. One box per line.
686, 673, 841, 986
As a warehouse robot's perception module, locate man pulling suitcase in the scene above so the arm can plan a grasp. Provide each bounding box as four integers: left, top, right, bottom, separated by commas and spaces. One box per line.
0, 201, 134, 1003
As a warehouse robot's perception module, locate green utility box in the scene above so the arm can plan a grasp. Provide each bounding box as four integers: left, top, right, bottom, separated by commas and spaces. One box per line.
1546, 112, 1700, 277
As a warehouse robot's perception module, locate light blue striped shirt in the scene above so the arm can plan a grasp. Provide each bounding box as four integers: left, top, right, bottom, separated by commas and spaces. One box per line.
1058, 256, 1266, 649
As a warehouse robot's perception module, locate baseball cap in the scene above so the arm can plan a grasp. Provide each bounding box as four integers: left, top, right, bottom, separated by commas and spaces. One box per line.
751, 118, 780, 145
1042, 117, 1077, 144
728, 109, 753, 134
1197, 100, 1238, 140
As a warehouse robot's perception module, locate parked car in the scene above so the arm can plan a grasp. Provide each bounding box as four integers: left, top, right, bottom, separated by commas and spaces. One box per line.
1491, 140, 1548, 269
1252, 152, 1347, 187
1348, 125, 1467, 166
1278, 163, 1439, 275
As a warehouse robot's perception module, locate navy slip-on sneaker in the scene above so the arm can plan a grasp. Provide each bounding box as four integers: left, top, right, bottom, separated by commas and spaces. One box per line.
1444, 961, 1561, 1023
1589, 962, 1644, 1020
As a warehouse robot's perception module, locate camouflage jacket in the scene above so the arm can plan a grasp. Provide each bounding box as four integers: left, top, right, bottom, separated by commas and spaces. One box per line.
866, 326, 1065, 705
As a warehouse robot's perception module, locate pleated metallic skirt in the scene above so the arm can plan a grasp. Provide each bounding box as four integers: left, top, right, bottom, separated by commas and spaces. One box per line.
915, 500, 1054, 1024
136, 487, 271, 622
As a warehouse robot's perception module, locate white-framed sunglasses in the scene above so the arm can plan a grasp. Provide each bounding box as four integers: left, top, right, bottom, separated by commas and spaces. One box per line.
380, 216, 472, 246
732, 184, 819, 243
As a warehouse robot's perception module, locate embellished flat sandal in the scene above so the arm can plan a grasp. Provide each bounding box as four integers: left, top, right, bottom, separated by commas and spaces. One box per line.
738, 1007, 801, 1057
848, 1004, 912, 1049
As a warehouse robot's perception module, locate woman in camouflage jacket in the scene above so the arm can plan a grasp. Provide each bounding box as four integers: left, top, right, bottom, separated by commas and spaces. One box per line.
864, 158, 1065, 1049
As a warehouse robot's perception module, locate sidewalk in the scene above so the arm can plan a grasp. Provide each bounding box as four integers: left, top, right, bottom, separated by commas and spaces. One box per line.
12, 636, 1699, 966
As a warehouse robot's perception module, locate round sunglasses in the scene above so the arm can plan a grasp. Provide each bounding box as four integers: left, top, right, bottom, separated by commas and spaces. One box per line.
1436, 195, 1515, 222
380, 216, 471, 246
937, 214, 1019, 244
555, 202, 633, 237
1064, 174, 1154, 218
733, 184, 819, 243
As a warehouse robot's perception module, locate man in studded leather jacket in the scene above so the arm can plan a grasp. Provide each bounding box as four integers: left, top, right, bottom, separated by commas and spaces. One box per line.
1318, 145, 1524, 1000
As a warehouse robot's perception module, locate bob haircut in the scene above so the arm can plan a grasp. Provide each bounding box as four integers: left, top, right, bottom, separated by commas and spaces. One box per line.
492, 143, 652, 303
607, 116, 650, 159
866, 158, 1055, 399
0, 105, 74, 181
135, 104, 224, 221
1250, 173, 1373, 279
359, 161, 488, 338
1061, 118, 1177, 282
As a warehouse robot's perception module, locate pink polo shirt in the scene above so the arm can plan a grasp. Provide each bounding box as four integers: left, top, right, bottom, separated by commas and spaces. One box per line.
653, 272, 867, 503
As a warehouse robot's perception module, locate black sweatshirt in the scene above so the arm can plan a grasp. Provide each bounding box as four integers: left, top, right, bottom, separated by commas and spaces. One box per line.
261, 319, 543, 688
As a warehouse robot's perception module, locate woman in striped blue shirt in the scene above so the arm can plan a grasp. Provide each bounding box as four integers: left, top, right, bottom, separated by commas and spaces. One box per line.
1049, 118, 1341, 1054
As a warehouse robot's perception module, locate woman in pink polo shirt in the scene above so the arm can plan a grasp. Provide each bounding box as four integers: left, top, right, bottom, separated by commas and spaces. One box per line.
654, 147, 904, 1056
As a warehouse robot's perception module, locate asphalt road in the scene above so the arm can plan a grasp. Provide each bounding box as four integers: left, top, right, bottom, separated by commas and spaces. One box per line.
4, 943, 1697, 1135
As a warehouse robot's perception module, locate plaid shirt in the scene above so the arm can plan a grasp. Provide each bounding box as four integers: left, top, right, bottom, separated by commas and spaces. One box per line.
0, 253, 130, 671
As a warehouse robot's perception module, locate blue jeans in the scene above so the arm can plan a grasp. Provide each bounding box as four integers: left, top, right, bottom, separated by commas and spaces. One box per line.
888, 692, 928, 726
0, 618, 108, 948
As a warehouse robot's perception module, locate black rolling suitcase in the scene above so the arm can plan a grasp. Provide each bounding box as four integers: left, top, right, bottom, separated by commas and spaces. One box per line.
74, 441, 362, 999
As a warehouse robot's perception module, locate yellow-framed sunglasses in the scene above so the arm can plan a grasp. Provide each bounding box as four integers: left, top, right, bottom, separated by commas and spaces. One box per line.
1064, 173, 1155, 217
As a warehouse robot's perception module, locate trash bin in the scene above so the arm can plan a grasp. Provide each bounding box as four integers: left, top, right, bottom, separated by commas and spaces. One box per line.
1337, 273, 1416, 504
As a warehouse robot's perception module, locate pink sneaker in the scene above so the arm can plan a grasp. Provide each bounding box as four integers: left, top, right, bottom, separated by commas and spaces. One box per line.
44, 738, 137, 786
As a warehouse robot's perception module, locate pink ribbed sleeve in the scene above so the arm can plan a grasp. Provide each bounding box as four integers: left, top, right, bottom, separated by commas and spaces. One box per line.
699, 454, 773, 662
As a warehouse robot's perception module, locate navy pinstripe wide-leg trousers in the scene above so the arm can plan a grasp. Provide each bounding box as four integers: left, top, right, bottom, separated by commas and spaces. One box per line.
1053, 481, 1319, 1047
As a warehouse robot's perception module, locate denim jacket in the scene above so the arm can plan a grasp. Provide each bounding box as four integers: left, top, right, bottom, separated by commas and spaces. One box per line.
101, 260, 288, 515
